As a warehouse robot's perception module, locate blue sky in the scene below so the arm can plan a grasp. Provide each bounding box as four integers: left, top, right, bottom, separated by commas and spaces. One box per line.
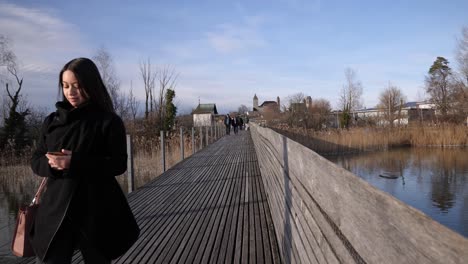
1, 0, 467, 114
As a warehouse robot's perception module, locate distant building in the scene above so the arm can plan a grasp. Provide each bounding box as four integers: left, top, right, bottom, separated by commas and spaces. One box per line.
252, 94, 281, 113
289, 96, 312, 113
192, 103, 218, 127
353, 101, 436, 125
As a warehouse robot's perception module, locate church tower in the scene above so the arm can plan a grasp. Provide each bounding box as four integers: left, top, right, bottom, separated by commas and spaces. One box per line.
306, 96, 312, 109
253, 94, 259, 111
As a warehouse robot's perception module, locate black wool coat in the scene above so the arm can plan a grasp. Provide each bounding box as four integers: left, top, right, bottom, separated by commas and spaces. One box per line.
30, 101, 140, 261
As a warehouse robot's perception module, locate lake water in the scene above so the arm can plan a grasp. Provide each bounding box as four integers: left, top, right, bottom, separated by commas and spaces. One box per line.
326, 147, 468, 238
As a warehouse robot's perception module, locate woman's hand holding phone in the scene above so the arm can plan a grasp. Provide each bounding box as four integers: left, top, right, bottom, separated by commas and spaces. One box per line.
46, 149, 72, 170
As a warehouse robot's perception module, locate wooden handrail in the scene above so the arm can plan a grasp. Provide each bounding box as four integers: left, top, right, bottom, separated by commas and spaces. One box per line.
250, 123, 468, 264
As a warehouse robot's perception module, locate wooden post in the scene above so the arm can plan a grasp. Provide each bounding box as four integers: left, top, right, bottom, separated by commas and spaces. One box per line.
126, 134, 134, 193
206, 126, 209, 145
161, 130, 166, 172
199, 126, 203, 150
210, 125, 213, 144
192, 127, 195, 154
180, 127, 184, 161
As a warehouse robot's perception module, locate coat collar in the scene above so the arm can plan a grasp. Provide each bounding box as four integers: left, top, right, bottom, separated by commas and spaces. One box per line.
53, 101, 97, 125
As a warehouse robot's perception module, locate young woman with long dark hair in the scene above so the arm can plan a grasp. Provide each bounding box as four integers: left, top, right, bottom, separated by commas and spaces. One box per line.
30, 57, 139, 263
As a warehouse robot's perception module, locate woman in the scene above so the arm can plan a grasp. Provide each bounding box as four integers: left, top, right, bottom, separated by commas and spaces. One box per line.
30, 58, 140, 263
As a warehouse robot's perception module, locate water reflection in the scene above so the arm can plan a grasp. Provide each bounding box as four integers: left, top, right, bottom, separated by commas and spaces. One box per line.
326, 147, 468, 237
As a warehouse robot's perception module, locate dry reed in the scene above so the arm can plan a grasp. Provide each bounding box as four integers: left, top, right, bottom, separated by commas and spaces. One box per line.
273, 124, 468, 155
0, 129, 215, 198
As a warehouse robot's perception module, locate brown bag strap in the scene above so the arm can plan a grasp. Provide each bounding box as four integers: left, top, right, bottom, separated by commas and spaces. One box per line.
30, 178, 47, 206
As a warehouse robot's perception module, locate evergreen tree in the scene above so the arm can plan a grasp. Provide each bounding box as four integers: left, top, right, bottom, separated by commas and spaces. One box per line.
425, 57, 454, 120
164, 89, 177, 131
0, 83, 30, 151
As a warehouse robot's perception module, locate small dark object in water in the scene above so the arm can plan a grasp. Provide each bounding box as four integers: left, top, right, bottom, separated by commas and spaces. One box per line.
379, 172, 399, 179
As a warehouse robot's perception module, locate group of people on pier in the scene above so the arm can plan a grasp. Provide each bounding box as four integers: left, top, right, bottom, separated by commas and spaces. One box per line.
224, 113, 249, 135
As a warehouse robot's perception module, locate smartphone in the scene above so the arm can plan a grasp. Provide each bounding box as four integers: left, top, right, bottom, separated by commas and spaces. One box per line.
47, 151, 67, 156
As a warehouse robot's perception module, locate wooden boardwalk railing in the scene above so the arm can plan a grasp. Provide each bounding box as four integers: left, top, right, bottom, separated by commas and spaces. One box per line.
250, 123, 468, 264
2, 130, 281, 264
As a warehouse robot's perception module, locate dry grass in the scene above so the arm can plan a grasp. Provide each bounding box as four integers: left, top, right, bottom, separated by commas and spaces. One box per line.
0, 129, 220, 196
128, 133, 200, 189
273, 124, 468, 155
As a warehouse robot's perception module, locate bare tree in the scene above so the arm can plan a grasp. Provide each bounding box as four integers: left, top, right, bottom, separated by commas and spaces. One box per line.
0, 35, 30, 150
0, 35, 16, 73
339, 68, 363, 111
238, 104, 248, 115
378, 83, 406, 127
284, 92, 306, 127
128, 80, 140, 122
309, 98, 331, 130
93, 47, 129, 117
339, 68, 363, 128
139, 58, 156, 119
156, 65, 178, 129
93, 48, 128, 119
454, 26, 468, 122
456, 26, 468, 84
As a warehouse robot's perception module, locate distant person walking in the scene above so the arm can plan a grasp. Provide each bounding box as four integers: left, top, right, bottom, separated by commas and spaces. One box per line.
244, 116, 250, 130
30, 58, 140, 264
233, 115, 239, 134
224, 113, 231, 135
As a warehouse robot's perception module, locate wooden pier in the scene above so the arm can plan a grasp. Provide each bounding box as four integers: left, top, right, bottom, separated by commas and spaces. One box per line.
3, 124, 467, 264
2, 130, 281, 264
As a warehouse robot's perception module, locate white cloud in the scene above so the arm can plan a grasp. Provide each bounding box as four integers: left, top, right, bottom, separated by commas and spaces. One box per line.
0, 2, 90, 109
206, 17, 267, 54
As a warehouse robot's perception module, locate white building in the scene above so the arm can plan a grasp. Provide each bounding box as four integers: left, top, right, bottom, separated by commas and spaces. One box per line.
353, 101, 436, 126
192, 104, 218, 127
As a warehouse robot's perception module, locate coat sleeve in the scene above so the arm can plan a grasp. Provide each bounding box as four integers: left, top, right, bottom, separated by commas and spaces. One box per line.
31, 114, 63, 178
69, 114, 128, 177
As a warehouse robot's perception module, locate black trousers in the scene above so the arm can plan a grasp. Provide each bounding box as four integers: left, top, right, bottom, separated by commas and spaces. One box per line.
36, 217, 110, 264
225, 124, 230, 135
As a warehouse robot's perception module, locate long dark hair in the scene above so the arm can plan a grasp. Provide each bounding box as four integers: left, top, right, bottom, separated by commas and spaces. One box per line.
59, 57, 114, 112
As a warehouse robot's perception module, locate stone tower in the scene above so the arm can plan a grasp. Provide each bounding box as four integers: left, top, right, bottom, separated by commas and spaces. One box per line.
306, 96, 312, 109
253, 94, 259, 111
277, 96, 280, 108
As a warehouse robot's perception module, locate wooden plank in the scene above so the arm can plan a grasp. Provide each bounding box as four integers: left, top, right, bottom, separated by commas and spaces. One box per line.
139, 157, 222, 262
173, 164, 231, 263
183, 152, 235, 263
152, 158, 227, 263
256, 162, 282, 264
218, 155, 244, 263
254, 161, 272, 264
211, 155, 242, 263
207, 156, 240, 263
165, 152, 233, 262
241, 163, 250, 264
120, 164, 214, 263
176, 160, 234, 263
232, 152, 247, 263
259, 137, 334, 264
251, 163, 264, 263
170, 161, 233, 263
198, 155, 239, 263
